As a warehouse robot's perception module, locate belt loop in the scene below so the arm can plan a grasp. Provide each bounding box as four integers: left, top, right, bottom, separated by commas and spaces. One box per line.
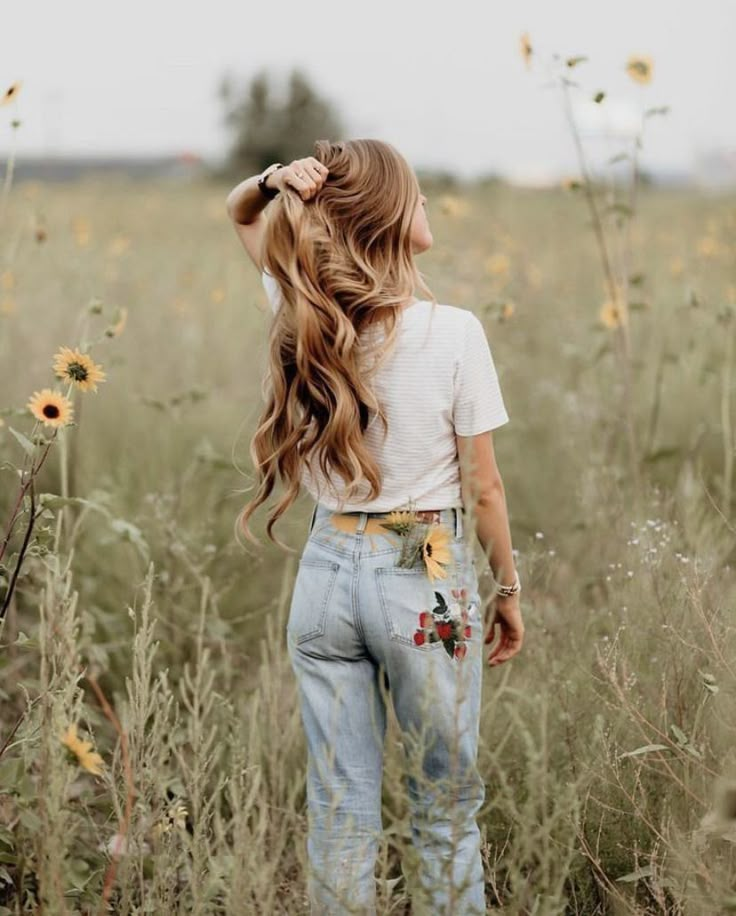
356, 511, 369, 534
308, 502, 318, 533
455, 506, 463, 540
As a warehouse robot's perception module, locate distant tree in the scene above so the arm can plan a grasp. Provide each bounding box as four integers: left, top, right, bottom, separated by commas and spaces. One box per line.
217, 66, 345, 179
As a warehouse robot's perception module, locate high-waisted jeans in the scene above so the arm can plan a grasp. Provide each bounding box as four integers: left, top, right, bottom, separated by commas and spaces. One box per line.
286, 502, 486, 915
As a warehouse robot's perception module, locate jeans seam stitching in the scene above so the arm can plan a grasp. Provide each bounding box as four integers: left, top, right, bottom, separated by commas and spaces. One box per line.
292, 560, 339, 644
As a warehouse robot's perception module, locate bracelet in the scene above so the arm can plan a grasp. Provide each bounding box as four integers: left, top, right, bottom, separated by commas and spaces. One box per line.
493, 570, 521, 598
257, 163, 284, 200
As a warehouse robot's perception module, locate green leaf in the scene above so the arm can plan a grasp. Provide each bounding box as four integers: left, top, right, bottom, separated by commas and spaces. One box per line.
618, 744, 669, 759
38, 493, 102, 511
593, 91, 605, 104
109, 518, 150, 562
566, 55, 588, 68
590, 340, 612, 363
617, 865, 653, 883
643, 447, 681, 463
605, 202, 634, 217
0, 758, 25, 792
140, 396, 168, 412
18, 808, 41, 832
670, 723, 688, 746
0, 826, 15, 850
8, 426, 36, 457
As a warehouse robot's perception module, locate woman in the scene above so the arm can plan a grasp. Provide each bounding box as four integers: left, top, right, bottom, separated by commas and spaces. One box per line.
226, 139, 524, 915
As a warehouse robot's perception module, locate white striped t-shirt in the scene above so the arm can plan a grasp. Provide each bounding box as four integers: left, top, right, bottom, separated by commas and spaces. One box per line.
261, 270, 510, 512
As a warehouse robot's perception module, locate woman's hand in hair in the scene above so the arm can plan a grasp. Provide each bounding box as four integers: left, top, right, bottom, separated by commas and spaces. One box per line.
271, 158, 330, 201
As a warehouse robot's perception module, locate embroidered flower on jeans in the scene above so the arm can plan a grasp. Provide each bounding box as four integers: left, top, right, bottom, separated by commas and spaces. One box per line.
413, 587, 473, 660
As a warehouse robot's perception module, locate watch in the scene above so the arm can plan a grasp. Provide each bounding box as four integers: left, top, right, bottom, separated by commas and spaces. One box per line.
257, 163, 284, 200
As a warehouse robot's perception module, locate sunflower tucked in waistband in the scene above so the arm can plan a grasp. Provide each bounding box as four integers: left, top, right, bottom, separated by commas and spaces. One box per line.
377, 508, 453, 583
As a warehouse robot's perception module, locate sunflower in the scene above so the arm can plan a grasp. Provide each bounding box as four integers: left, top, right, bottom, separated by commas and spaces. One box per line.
422, 523, 453, 582
380, 509, 420, 537
152, 800, 189, 838
484, 252, 510, 278
61, 723, 104, 775
27, 388, 74, 428
626, 55, 653, 85
0, 81, 22, 106
599, 300, 624, 329
52, 346, 106, 392
519, 33, 533, 69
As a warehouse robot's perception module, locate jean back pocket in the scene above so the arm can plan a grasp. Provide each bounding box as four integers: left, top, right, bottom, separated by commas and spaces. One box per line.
288, 558, 340, 644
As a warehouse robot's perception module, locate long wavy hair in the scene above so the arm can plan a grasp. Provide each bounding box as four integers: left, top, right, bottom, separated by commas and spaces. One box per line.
237, 138, 437, 550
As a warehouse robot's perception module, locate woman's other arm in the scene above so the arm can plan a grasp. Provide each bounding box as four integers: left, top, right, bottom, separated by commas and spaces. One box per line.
456, 431, 524, 667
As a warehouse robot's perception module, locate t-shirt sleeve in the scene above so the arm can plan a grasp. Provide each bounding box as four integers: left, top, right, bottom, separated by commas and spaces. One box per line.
261, 269, 282, 314
453, 312, 510, 435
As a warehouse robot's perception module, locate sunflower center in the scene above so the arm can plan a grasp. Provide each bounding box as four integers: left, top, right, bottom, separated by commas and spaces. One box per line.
43, 404, 60, 419
67, 361, 89, 381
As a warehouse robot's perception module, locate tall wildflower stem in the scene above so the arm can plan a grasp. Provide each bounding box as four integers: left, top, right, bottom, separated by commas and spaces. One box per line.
0, 122, 17, 226
85, 670, 136, 915
559, 74, 642, 505
53, 382, 76, 554
0, 430, 56, 621
721, 311, 735, 515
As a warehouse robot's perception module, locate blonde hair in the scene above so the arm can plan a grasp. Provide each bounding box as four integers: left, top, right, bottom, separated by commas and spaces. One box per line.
237, 138, 437, 550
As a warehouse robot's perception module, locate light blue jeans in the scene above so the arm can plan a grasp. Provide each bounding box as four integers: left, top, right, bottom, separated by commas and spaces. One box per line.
286, 502, 486, 915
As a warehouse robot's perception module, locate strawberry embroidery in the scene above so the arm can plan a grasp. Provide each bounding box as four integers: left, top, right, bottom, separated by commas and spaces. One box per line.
413, 587, 474, 660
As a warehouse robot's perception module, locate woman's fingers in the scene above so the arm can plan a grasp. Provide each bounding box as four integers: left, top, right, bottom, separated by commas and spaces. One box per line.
486, 621, 523, 666
287, 158, 329, 199
305, 157, 328, 181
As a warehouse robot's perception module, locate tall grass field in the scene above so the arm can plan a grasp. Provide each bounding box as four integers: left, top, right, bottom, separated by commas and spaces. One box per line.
1, 170, 735, 914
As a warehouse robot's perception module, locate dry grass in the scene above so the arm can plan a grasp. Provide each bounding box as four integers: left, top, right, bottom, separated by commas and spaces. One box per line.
1, 175, 735, 914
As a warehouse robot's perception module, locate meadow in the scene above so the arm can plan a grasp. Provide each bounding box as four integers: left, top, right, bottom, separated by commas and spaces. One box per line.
0, 173, 735, 914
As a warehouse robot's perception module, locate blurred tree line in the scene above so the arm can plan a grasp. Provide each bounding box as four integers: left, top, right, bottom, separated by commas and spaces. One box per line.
212, 65, 476, 189
215, 66, 345, 180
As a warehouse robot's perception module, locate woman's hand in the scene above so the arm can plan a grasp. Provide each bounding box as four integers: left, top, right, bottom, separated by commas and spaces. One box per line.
270, 157, 329, 200
483, 592, 524, 667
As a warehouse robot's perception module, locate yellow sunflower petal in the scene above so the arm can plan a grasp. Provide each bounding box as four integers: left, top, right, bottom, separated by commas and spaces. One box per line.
79, 749, 104, 775
422, 523, 453, 581
519, 33, 533, 68
1, 81, 22, 107
27, 388, 74, 428
61, 723, 79, 748
425, 558, 449, 583
626, 55, 653, 85
52, 346, 106, 392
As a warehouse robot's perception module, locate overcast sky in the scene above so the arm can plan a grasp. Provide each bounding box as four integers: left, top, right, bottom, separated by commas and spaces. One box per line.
2, 0, 734, 182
